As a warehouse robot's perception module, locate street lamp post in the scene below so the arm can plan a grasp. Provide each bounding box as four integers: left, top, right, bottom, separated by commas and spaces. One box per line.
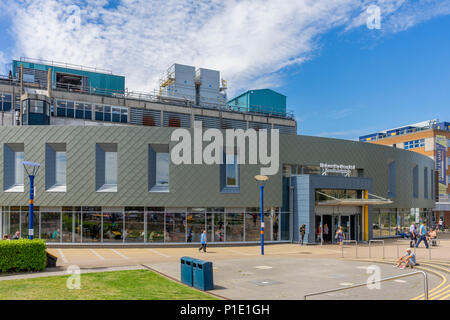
22, 161, 41, 240
254, 175, 269, 255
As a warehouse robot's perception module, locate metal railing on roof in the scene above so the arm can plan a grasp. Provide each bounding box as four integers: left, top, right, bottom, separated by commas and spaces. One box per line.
18, 57, 114, 75
0, 74, 296, 120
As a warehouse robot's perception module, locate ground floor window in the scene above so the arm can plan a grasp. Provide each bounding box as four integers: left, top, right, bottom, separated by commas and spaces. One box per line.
1, 206, 285, 243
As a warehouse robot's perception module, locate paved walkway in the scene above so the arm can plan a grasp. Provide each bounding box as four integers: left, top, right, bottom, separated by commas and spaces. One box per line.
2, 239, 448, 300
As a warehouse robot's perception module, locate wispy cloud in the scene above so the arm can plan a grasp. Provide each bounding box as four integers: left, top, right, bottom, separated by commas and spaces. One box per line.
1, 0, 449, 96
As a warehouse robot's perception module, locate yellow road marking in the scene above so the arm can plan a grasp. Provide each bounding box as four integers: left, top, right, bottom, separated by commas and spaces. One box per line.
429, 286, 450, 300
438, 293, 450, 300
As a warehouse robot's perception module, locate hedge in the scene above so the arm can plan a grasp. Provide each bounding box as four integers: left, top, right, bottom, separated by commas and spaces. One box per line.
0, 239, 47, 272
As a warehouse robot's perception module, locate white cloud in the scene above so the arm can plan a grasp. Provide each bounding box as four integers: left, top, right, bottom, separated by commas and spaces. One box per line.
2, 0, 449, 97
0, 51, 8, 74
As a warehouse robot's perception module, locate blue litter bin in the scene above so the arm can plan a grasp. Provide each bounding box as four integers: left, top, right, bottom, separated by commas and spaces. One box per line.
192, 259, 214, 291
180, 256, 194, 286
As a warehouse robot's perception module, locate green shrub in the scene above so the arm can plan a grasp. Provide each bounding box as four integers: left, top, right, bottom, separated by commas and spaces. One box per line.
0, 239, 47, 272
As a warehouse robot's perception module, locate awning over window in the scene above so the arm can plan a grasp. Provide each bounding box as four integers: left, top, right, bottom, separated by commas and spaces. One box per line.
316, 191, 393, 206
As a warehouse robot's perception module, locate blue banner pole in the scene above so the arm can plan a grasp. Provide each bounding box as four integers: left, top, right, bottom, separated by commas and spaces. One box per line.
29, 175, 34, 240
260, 185, 264, 255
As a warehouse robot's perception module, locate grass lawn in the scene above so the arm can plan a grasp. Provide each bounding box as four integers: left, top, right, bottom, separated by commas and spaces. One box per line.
0, 269, 219, 300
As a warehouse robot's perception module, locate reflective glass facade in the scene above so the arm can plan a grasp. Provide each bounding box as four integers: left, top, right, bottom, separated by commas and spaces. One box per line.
1, 206, 283, 244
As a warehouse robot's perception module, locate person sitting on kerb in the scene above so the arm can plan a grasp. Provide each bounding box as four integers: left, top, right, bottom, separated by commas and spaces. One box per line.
396, 248, 416, 269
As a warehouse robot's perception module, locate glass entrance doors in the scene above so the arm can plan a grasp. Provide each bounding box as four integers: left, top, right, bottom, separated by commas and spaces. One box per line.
316, 212, 360, 244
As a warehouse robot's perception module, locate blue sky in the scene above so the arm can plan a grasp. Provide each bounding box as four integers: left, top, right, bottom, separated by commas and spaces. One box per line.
0, 0, 449, 140
281, 14, 450, 139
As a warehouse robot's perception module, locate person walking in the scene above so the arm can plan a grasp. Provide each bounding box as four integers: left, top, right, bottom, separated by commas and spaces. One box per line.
323, 224, 329, 243
198, 230, 207, 253
299, 224, 306, 245
415, 222, 429, 249
409, 222, 417, 248
438, 218, 444, 231
335, 226, 345, 246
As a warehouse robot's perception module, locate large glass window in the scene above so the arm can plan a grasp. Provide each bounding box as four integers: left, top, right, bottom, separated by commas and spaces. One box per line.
66, 101, 74, 118
380, 210, 390, 237
273, 210, 280, 241
0, 93, 12, 111
105, 152, 118, 186
112, 107, 121, 123
14, 151, 24, 186
62, 207, 81, 243
84, 104, 92, 120
82, 207, 102, 242
121, 108, 128, 123
95, 105, 103, 121
226, 154, 238, 187
103, 211, 124, 242
40, 211, 61, 242
187, 209, 206, 243
55, 151, 67, 186
156, 152, 169, 186
75, 102, 84, 119
104, 106, 111, 121
20, 207, 39, 239
165, 211, 186, 243
147, 208, 164, 242
212, 210, 225, 242
245, 210, 261, 241
225, 211, 244, 241
1, 207, 20, 237
124, 207, 144, 242
390, 210, 398, 236
372, 209, 381, 238
264, 211, 273, 241
57, 100, 67, 117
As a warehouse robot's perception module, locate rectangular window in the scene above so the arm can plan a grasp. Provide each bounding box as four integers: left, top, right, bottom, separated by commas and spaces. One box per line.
57, 100, 67, 117
226, 154, 239, 187
46, 144, 66, 192
0, 93, 12, 111
388, 160, 396, 198
96, 144, 118, 192
105, 152, 118, 185
55, 152, 67, 186
66, 101, 74, 118
84, 104, 92, 120
156, 152, 169, 186
424, 167, 428, 199
149, 144, 169, 192
4, 144, 24, 192
14, 151, 24, 186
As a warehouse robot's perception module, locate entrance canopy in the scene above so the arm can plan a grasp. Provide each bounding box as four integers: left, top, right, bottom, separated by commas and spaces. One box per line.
316, 191, 392, 206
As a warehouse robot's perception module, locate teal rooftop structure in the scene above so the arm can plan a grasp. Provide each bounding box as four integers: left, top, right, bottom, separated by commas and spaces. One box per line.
12, 58, 125, 96
227, 89, 287, 117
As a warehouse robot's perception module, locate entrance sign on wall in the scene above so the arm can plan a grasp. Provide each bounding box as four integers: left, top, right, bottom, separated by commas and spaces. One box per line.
320, 163, 356, 177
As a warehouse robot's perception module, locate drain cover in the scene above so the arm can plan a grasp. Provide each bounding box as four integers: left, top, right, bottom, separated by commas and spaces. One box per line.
255, 266, 273, 270
250, 279, 282, 286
